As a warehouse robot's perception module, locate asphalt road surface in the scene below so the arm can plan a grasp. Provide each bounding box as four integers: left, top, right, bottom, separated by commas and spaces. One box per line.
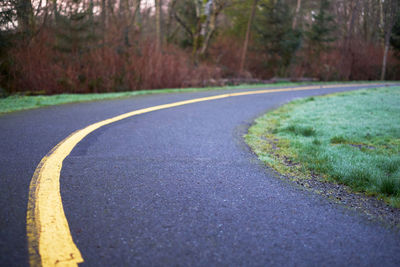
1, 84, 400, 266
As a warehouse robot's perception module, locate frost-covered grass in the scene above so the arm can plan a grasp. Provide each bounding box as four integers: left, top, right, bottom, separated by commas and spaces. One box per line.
246, 86, 400, 207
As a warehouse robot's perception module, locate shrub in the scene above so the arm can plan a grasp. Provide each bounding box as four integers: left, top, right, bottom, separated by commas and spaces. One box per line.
8, 28, 221, 94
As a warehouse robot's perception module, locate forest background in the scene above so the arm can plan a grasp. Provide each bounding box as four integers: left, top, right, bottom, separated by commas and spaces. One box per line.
1, 0, 400, 94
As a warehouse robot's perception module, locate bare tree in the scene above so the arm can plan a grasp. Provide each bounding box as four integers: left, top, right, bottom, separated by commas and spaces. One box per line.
134, 0, 141, 27
239, 0, 257, 74
155, 0, 162, 51
16, 0, 35, 34
342, 0, 361, 80
199, 0, 224, 55
101, 0, 107, 29
292, 0, 301, 29
170, 0, 227, 58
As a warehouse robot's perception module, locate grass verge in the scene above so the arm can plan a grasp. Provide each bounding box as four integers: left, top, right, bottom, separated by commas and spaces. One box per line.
245, 86, 400, 207
0, 81, 390, 114
1, 83, 296, 114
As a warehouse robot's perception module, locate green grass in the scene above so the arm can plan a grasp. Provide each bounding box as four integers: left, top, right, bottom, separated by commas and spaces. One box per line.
0, 80, 391, 114
0, 83, 297, 114
245, 86, 400, 207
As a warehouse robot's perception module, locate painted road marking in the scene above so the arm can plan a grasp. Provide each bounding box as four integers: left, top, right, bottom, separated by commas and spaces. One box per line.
26, 83, 389, 266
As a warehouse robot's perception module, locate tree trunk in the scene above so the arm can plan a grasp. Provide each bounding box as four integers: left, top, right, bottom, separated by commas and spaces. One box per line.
192, 0, 210, 57
119, 0, 129, 20
379, 0, 384, 31
381, 0, 399, 80
134, 0, 141, 27
292, 0, 301, 29
119, 0, 131, 46
155, 0, 162, 51
199, 0, 220, 56
381, 35, 390, 80
101, 0, 107, 29
108, 0, 115, 21
239, 0, 257, 74
342, 0, 361, 80
52, 0, 58, 24
16, 0, 35, 35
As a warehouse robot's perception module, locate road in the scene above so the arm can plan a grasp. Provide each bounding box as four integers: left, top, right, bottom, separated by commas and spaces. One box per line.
1, 84, 400, 266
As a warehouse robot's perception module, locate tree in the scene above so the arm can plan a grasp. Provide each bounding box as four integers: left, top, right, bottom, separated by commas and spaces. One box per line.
239, 0, 258, 74
390, 14, 400, 57
155, 0, 162, 51
292, 0, 302, 29
54, 2, 97, 56
381, 0, 399, 80
305, 0, 336, 60
16, 0, 35, 35
0, 0, 35, 36
171, 0, 226, 58
255, 0, 301, 76
0, 0, 17, 30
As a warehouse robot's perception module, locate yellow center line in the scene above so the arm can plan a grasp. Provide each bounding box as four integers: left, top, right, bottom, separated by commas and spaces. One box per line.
26, 83, 388, 266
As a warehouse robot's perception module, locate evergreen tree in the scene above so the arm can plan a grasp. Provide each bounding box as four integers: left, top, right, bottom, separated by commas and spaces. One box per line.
255, 0, 301, 76
390, 14, 400, 58
54, 1, 97, 56
305, 0, 335, 59
52, 0, 99, 91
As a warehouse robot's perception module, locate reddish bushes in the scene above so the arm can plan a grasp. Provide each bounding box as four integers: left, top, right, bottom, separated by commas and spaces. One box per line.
208, 36, 273, 79
293, 40, 400, 81
209, 36, 400, 81
9, 28, 220, 94
6, 31, 400, 95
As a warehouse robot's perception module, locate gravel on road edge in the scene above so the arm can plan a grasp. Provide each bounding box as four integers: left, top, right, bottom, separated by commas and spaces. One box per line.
253, 135, 400, 230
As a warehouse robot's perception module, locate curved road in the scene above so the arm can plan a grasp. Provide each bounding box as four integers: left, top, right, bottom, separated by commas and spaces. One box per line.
1, 84, 400, 266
